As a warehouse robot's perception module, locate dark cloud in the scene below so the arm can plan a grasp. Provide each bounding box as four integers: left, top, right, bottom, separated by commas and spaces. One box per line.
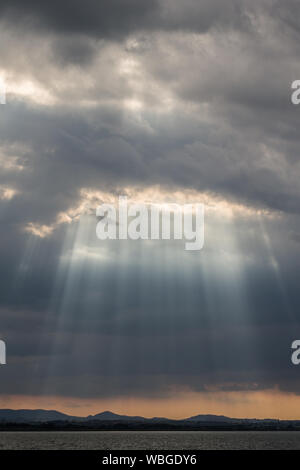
0, 0, 249, 39
273, 0, 300, 36
0, 0, 158, 39
52, 36, 98, 66
1, 0, 298, 47
0, 0, 300, 404
1, 99, 300, 224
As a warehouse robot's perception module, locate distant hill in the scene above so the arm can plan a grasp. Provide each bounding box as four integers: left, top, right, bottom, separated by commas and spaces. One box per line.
186, 414, 240, 423
0, 409, 147, 424
185, 414, 280, 424
87, 411, 146, 422
0, 409, 285, 429
0, 409, 77, 423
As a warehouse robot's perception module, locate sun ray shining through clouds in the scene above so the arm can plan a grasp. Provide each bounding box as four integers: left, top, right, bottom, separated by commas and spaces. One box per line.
32, 195, 284, 401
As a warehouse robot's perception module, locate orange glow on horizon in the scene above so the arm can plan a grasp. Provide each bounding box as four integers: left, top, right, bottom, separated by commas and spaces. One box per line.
1, 390, 300, 421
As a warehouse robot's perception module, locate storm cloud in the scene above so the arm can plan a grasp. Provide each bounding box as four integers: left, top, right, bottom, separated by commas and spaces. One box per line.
0, 1, 300, 408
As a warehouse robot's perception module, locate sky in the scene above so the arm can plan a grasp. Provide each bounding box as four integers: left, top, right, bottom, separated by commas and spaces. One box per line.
1, 0, 300, 419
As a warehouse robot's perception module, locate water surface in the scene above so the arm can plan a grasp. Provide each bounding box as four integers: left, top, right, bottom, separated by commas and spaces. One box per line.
0, 431, 300, 450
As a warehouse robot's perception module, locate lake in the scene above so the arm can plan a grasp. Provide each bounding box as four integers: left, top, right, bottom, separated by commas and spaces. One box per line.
0, 431, 300, 450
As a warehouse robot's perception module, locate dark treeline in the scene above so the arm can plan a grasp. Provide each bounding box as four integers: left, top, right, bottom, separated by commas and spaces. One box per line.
1, 421, 300, 432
